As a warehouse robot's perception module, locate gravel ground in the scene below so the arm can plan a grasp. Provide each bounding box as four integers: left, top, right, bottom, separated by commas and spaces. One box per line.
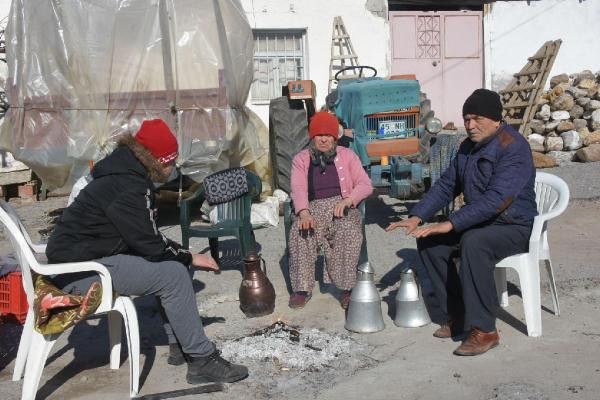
544, 161, 600, 199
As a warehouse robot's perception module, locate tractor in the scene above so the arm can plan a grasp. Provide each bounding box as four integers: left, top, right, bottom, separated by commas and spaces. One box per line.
269, 66, 456, 199
330, 65, 443, 198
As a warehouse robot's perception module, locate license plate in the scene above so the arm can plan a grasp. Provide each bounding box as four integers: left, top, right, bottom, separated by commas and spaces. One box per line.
378, 120, 407, 138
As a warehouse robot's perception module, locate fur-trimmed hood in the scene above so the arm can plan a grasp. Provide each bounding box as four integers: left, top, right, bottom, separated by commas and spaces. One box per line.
115, 134, 170, 182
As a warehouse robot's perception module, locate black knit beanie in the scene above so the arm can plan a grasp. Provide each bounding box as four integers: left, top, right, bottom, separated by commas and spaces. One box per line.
462, 89, 503, 121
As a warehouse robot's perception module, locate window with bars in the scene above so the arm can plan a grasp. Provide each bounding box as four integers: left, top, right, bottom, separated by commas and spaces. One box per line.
251, 29, 306, 102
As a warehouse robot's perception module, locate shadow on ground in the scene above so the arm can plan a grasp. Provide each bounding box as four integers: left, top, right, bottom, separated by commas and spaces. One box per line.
363, 195, 413, 229
0, 322, 23, 374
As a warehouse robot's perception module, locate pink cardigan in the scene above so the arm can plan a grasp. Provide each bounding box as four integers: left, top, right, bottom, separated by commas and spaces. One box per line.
290, 146, 373, 214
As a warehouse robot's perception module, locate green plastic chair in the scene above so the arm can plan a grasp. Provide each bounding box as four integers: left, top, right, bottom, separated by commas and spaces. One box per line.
283, 199, 368, 264
179, 169, 263, 264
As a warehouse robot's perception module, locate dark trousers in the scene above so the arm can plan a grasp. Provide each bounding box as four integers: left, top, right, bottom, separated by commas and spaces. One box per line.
416, 223, 531, 332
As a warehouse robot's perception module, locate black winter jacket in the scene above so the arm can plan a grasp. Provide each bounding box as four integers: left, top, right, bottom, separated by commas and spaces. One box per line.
46, 136, 192, 265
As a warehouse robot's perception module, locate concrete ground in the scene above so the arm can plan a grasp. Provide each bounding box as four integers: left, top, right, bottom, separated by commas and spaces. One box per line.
1, 164, 600, 400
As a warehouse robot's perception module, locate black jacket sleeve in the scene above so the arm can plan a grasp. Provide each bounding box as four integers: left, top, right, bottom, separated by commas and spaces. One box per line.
105, 188, 192, 265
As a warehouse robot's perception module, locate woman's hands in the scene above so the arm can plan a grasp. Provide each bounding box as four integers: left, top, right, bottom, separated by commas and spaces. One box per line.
386, 217, 453, 238
296, 197, 355, 234
298, 209, 316, 230
333, 197, 354, 218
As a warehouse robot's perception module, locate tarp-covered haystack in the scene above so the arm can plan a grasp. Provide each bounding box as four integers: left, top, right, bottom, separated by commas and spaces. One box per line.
0, 0, 265, 190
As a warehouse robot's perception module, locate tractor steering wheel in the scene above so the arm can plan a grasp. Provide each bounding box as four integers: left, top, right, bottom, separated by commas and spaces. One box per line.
334, 65, 377, 81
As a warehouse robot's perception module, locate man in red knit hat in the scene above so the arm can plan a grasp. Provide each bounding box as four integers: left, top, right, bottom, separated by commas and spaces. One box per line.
47, 119, 248, 385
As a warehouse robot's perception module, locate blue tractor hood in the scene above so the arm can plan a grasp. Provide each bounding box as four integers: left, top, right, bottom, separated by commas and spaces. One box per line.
335, 79, 421, 165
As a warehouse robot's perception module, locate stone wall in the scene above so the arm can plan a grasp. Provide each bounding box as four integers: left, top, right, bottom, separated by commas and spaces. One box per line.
527, 70, 600, 165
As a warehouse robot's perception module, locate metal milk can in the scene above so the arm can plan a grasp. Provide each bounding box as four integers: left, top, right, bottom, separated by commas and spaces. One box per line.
393, 268, 431, 328
344, 262, 385, 333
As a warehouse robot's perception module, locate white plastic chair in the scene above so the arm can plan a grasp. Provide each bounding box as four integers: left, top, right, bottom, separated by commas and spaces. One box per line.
0, 200, 140, 399
494, 172, 569, 337
1, 200, 48, 384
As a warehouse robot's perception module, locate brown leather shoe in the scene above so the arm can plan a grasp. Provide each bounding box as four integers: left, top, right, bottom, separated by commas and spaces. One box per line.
453, 328, 499, 356
289, 292, 312, 309
433, 319, 464, 338
340, 290, 352, 309
433, 323, 452, 338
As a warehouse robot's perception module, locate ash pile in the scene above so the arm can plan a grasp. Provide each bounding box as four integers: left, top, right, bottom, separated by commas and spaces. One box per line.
221, 321, 369, 371
219, 321, 377, 397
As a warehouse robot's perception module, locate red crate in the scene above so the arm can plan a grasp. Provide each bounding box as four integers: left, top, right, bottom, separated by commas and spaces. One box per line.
0, 272, 29, 324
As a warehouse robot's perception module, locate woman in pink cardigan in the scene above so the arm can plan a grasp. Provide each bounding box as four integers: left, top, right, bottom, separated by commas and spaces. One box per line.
288, 112, 373, 309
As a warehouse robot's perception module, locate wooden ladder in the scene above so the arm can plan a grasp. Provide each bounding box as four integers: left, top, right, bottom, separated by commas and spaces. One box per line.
500, 39, 562, 136
328, 16, 360, 93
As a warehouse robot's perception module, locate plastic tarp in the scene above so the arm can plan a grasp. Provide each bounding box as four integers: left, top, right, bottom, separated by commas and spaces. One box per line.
0, 0, 265, 190
335, 79, 420, 165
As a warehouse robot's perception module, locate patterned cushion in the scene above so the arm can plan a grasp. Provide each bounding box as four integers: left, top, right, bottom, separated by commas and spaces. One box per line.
33, 274, 102, 335
203, 167, 249, 205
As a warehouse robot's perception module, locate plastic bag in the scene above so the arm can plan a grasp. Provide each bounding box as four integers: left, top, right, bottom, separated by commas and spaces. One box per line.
67, 174, 92, 206
250, 196, 279, 227
272, 189, 289, 203
208, 196, 279, 227
1, 0, 264, 190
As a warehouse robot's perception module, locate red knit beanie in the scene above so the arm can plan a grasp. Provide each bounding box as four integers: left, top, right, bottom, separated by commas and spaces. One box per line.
309, 112, 339, 140
134, 119, 178, 165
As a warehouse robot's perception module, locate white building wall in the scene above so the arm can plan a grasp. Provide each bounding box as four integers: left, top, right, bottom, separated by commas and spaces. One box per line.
0, 0, 11, 81
484, 0, 600, 91
0, 0, 9, 19
240, 0, 390, 126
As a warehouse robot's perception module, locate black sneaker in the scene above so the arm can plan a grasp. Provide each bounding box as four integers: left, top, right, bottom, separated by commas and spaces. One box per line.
186, 350, 248, 384
167, 343, 186, 366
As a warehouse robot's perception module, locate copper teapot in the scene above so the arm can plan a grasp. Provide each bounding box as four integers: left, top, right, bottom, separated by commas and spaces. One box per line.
239, 251, 276, 317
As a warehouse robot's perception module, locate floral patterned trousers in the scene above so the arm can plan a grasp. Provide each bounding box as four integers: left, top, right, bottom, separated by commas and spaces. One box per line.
288, 196, 362, 293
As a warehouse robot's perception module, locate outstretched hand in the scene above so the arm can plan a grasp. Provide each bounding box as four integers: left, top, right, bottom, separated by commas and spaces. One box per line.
192, 253, 220, 272
385, 216, 422, 235
410, 221, 453, 238
386, 218, 453, 238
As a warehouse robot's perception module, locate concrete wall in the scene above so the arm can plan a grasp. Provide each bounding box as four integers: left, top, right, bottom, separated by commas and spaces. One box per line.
240, 0, 390, 125
484, 0, 600, 91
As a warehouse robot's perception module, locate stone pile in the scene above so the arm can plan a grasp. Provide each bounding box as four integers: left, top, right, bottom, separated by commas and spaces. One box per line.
527, 69, 600, 166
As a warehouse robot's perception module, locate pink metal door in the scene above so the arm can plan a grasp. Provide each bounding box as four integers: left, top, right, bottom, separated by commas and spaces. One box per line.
390, 11, 483, 126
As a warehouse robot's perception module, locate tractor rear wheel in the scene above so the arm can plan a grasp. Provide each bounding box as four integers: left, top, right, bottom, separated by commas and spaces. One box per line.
269, 96, 310, 194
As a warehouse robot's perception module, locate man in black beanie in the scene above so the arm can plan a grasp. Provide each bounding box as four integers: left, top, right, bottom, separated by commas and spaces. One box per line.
386, 88, 538, 356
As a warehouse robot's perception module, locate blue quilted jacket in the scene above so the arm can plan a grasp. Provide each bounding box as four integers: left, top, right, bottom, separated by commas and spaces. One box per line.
411, 124, 538, 232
